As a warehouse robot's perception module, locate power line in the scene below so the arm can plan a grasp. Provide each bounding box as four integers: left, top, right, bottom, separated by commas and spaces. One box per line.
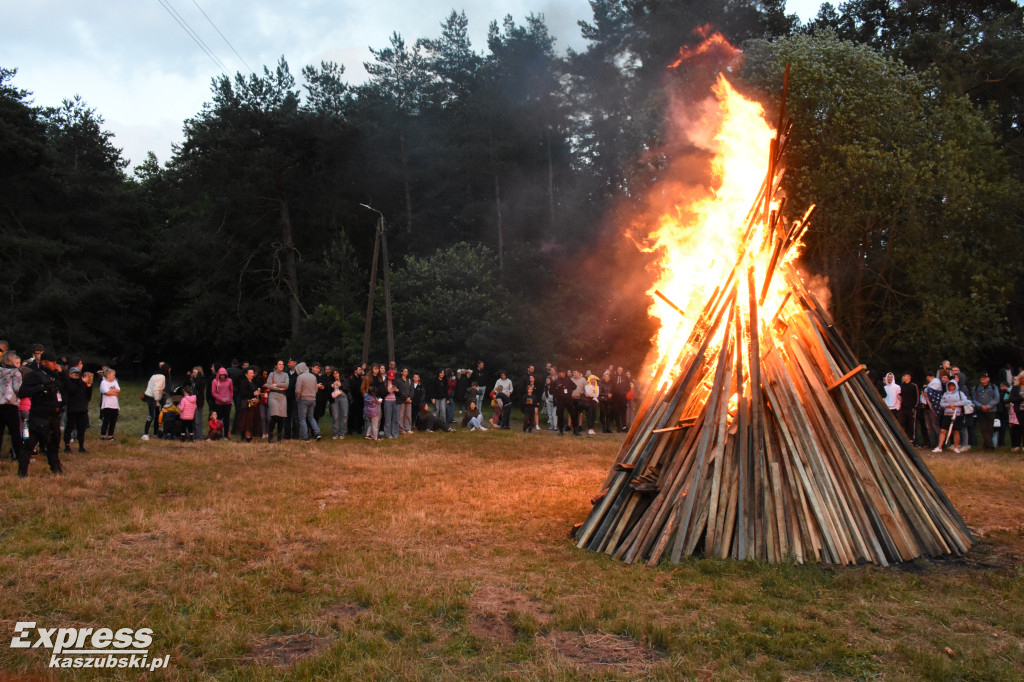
191, 0, 254, 74
156, 0, 229, 74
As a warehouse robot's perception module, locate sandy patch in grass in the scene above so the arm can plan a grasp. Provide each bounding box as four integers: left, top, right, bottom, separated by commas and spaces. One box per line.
243, 632, 331, 668
543, 630, 662, 672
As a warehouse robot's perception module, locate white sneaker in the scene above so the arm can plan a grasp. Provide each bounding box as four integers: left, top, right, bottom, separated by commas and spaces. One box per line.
588, 429, 596, 435
141, 434, 149, 441
931, 446, 942, 452
478, 425, 488, 431
952, 446, 961, 453
960, 445, 970, 451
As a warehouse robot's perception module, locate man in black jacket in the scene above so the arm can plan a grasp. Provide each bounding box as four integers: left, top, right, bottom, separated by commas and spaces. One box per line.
550, 367, 578, 436
18, 351, 70, 477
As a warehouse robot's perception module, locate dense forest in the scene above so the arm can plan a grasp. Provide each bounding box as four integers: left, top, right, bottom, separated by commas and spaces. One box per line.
1, 0, 1022, 379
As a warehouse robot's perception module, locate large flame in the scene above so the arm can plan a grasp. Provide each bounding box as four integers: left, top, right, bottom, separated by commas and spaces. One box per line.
640, 74, 799, 386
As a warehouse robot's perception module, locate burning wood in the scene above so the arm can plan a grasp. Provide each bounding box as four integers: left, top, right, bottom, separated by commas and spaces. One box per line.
575, 68, 971, 566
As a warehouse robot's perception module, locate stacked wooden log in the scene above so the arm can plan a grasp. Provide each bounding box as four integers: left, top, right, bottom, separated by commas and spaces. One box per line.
575, 76, 972, 566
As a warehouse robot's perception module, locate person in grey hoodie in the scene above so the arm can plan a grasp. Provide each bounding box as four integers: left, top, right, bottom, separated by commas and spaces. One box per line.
294, 362, 321, 441
935, 379, 969, 453
972, 372, 1000, 450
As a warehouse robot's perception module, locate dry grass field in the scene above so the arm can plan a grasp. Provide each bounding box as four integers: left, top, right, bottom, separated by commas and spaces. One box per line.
1, 397, 1023, 681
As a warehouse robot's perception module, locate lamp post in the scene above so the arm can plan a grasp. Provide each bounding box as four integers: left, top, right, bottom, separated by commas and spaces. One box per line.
359, 204, 395, 366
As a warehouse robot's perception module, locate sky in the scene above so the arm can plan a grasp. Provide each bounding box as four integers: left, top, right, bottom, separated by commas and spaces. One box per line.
1, 0, 823, 170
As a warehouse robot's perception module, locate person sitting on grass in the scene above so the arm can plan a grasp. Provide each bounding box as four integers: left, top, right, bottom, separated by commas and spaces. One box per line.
208, 411, 224, 440
461, 400, 488, 431
416, 404, 453, 432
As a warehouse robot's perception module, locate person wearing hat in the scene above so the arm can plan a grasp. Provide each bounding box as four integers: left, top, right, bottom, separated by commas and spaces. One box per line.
582, 374, 600, 435
16, 351, 70, 477
972, 372, 1000, 450
63, 365, 93, 454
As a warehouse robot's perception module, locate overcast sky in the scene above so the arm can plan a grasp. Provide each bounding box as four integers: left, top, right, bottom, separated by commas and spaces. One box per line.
1, 0, 822, 170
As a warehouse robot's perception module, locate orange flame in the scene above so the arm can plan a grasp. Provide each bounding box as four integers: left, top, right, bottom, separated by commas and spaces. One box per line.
639, 74, 800, 386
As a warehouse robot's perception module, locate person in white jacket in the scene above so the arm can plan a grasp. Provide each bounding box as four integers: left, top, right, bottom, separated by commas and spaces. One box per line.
934, 379, 969, 453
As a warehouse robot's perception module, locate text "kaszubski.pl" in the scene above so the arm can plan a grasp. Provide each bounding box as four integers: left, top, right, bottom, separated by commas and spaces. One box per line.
11, 622, 170, 671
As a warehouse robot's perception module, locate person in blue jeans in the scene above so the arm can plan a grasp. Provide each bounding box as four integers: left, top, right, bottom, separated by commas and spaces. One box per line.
294, 362, 321, 441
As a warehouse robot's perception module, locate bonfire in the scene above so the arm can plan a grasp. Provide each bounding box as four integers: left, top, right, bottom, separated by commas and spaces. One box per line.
575, 60, 972, 566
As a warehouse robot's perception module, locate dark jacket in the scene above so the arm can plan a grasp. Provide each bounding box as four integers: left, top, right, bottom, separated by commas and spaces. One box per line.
427, 377, 447, 401
411, 382, 427, 414
898, 381, 919, 416
65, 376, 93, 413
191, 372, 207, 409
550, 376, 575, 404
19, 366, 71, 415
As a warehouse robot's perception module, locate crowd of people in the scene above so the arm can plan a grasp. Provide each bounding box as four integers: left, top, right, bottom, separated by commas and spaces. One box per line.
137, 359, 639, 443
0, 340, 640, 478
877, 361, 1024, 454
8, 335, 1020, 480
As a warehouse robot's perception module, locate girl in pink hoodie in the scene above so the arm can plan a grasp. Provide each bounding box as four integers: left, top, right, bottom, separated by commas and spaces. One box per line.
179, 386, 197, 442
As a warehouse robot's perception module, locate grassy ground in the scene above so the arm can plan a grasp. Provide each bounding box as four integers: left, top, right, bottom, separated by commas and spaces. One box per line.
1, 390, 1023, 680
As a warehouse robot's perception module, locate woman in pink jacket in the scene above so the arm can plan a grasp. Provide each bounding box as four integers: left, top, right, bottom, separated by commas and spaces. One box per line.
210, 368, 234, 440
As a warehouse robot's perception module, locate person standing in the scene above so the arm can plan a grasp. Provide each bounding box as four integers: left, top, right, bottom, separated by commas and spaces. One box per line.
612, 367, 629, 432
294, 362, 321, 441
935, 379, 969, 453
0, 350, 23, 461
493, 371, 513, 429
285, 359, 299, 439
897, 372, 919, 444
382, 369, 400, 439
189, 367, 207, 440
142, 362, 169, 441
922, 372, 943, 449
236, 367, 262, 442
210, 368, 234, 440
410, 373, 426, 422
329, 369, 348, 439
62, 366, 93, 453
347, 365, 365, 436
972, 372, 1000, 450
17, 351, 70, 477
429, 370, 448, 424
551, 368, 577, 436
882, 372, 901, 421
395, 367, 413, 434
178, 386, 198, 442
1007, 373, 1024, 451
266, 360, 289, 443
98, 368, 121, 441
521, 385, 539, 433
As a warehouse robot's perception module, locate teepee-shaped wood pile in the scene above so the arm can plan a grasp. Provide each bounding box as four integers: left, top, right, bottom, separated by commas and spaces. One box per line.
575, 71, 971, 566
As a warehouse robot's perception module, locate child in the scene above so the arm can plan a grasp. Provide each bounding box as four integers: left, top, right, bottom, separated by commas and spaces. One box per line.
522, 385, 538, 433
461, 400, 488, 431
160, 396, 182, 440
208, 411, 224, 440
179, 386, 197, 442
489, 390, 503, 427
99, 368, 120, 441
364, 386, 381, 440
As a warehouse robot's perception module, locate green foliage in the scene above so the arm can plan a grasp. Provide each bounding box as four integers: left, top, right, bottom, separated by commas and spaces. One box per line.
385, 242, 511, 370
743, 31, 1024, 369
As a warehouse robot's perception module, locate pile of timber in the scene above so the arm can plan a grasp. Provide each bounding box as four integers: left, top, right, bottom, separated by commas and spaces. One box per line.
575, 71, 972, 566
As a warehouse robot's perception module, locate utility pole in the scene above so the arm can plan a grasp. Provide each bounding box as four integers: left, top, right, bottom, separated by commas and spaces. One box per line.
359, 204, 395, 366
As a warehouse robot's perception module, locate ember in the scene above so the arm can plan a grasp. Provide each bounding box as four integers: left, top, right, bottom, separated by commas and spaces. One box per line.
576, 62, 972, 566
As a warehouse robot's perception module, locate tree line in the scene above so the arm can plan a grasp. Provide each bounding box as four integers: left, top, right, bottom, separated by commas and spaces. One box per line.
1, 0, 1022, 378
